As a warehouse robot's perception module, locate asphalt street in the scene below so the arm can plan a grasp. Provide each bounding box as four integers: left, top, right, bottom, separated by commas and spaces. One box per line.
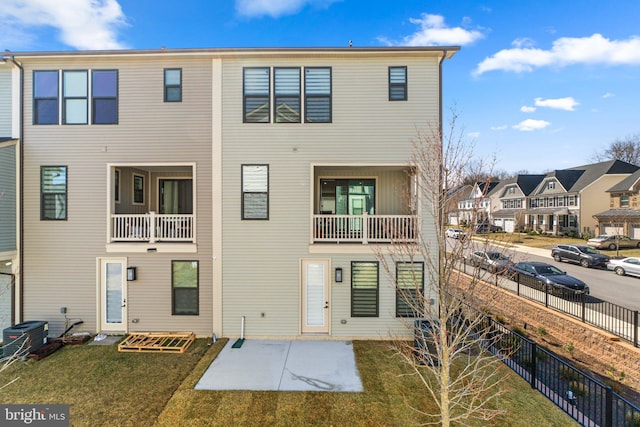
452, 237, 640, 310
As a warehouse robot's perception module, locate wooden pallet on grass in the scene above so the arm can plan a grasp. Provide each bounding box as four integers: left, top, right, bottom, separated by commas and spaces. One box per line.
118, 332, 195, 353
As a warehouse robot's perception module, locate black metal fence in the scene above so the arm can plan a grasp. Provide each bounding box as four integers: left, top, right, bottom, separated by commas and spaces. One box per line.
479, 317, 640, 427
458, 258, 640, 347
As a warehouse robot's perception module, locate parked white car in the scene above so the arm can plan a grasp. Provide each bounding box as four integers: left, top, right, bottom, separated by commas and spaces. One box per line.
606, 257, 640, 277
445, 228, 466, 239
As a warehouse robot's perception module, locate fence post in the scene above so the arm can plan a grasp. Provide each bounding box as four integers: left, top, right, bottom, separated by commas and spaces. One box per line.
581, 295, 586, 324
530, 342, 537, 389
605, 385, 613, 427
544, 283, 549, 308
517, 275, 520, 296
634, 310, 639, 348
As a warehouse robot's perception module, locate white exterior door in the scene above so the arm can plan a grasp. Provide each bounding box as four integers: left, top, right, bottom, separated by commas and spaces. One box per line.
99, 258, 127, 333
301, 259, 330, 334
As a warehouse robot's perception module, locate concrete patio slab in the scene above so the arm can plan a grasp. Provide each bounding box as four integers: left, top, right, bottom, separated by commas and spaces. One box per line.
195, 340, 363, 392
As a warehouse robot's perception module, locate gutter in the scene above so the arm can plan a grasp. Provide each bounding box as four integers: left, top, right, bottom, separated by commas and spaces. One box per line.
5, 55, 24, 323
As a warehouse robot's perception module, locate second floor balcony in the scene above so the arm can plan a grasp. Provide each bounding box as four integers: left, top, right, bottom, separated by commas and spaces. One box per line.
312, 165, 418, 244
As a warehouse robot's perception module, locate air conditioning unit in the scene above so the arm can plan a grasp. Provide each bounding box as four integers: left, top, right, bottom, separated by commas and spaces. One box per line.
3, 321, 49, 358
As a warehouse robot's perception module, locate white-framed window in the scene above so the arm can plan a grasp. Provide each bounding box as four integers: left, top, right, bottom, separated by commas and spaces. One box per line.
568, 195, 576, 206
548, 181, 555, 190
62, 70, 88, 124
621, 194, 630, 207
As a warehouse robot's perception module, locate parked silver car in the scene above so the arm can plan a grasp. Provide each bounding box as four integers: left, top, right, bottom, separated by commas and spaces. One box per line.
606, 257, 640, 277
470, 251, 512, 273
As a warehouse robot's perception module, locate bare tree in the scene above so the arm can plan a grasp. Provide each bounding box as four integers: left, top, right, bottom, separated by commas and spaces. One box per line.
375, 111, 511, 426
592, 133, 640, 165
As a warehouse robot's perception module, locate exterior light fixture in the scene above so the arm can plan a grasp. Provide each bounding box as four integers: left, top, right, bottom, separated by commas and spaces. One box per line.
335, 267, 343, 283
127, 267, 137, 281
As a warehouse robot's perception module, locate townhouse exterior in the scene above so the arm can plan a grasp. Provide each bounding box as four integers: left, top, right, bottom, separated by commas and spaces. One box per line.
594, 168, 640, 238
0, 61, 19, 334
7, 46, 457, 339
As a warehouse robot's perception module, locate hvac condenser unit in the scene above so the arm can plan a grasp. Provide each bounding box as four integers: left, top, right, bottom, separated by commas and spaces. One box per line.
2, 321, 49, 358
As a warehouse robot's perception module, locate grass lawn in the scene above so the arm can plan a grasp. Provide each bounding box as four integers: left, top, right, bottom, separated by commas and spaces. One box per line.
1, 338, 575, 426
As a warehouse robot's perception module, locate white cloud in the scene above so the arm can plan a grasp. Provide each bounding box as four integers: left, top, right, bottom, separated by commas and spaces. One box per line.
534, 97, 579, 111
490, 125, 508, 131
474, 33, 640, 75
520, 106, 536, 113
467, 132, 480, 138
602, 92, 615, 98
382, 14, 484, 46
235, 0, 338, 18
0, 0, 128, 50
513, 119, 551, 132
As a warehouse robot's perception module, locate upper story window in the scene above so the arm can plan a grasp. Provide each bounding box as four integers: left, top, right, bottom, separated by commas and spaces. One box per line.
164, 68, 182, 102
243, 67, 270, 123
41, 166, 67, 220
274, 67, 301, 123
508, 187, 515, 195
621, 194, 630, 207
242, 164, 269, 220
389, 66, 407, 101
34, 69, 118, 125
548, 181, 555, 190
92, 70, 118, 124
63, 70, 88, 124
33, 71, 59, 125
568, 195, 576, 206
304, 67, 331, 123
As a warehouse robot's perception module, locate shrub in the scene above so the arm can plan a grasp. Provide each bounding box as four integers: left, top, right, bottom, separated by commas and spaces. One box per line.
563, 342, 575, 355
536, 326, 548, 336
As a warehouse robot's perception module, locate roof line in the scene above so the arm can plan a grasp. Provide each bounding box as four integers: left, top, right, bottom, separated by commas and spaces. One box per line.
4, 46, 460, 59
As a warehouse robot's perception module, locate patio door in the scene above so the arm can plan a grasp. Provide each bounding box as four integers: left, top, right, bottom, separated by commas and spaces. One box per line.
99, 258, 127, 333
301, 259, 330, 334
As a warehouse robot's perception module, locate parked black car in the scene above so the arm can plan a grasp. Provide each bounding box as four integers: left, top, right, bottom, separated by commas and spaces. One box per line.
508, 261, 590, 295
475, 224, 503, 234
551, 244, 610, 268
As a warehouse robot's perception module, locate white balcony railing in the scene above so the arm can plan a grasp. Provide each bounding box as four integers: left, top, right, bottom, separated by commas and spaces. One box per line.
313, 213, 417, 244
111, 212, 194, 243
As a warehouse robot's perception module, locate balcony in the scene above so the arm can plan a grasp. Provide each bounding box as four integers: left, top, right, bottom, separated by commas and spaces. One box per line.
312, 213, 417, 244
111, 212, 194, 243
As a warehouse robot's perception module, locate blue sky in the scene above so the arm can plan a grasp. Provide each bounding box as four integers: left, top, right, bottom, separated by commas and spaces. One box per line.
1, 0, 640, 174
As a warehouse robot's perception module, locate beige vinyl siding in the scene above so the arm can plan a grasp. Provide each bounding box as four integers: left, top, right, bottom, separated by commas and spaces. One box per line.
20, 56, 214, 336
220, 54, 440, 338
0, 69, 11, 136
580, 175, 632, 234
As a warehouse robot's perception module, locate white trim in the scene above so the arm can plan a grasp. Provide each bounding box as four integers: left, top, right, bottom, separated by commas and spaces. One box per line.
96, 257, 128, 334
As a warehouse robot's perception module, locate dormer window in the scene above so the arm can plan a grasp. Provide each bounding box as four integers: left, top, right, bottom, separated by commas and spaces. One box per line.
548, 182, 555, 190
621, 194, 630, 207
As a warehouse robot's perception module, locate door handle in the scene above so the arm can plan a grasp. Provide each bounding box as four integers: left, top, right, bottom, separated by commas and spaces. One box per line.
324, 301, 329, 309
122, 299, 127, 308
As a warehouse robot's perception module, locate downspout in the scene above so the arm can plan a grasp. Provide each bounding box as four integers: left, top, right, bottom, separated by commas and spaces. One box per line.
7, 55, 24, 323
437, 49, 448, 319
